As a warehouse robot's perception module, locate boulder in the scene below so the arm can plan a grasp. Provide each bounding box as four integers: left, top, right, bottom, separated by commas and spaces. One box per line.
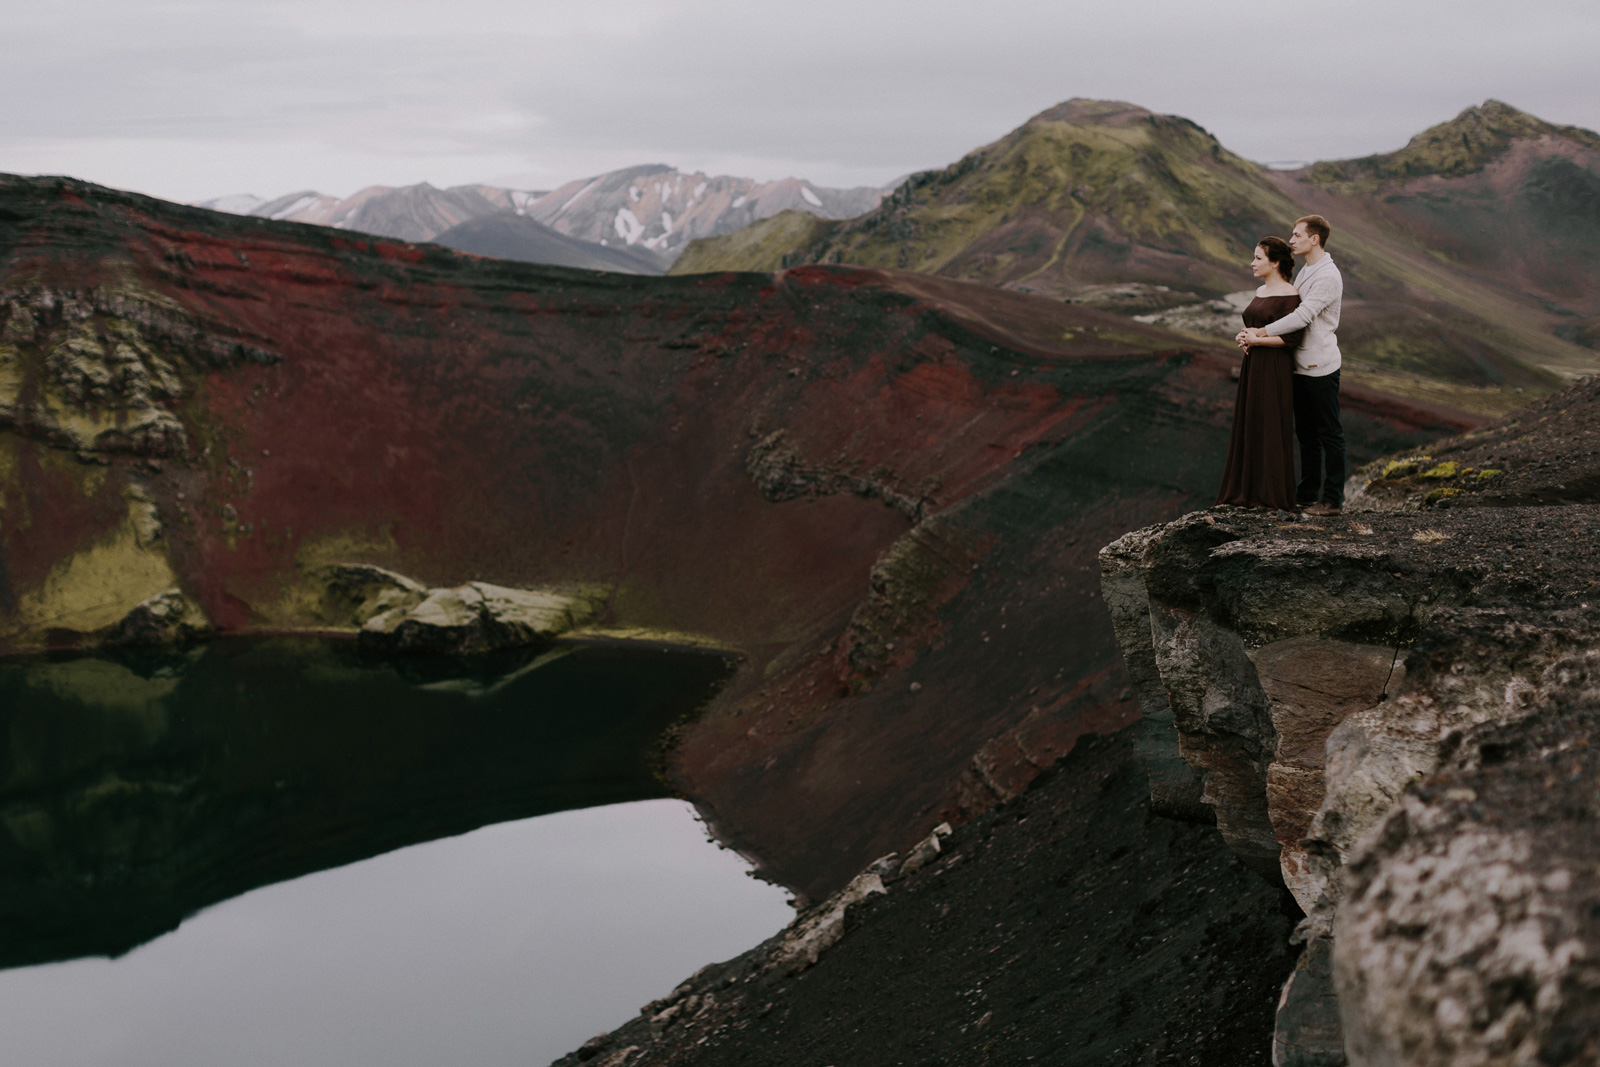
312, 563, 428, 628
98, 589, 211, 647
360, 581, 603, 655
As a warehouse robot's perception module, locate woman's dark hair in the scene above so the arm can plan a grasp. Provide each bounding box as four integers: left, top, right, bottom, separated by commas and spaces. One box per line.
1258, 236, 1295, 281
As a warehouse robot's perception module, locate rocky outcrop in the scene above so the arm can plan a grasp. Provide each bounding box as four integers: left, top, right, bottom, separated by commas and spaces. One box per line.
308, 564, 607, 653
97, 589, 211, 646
359, 580, 605, 655
1336, 655, 1600, 1066
0, 283, 274, 459
1101, 375, 1600, 1065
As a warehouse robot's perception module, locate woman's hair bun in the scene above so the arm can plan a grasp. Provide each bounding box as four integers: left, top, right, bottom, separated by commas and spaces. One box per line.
1258, 236, 1295, 281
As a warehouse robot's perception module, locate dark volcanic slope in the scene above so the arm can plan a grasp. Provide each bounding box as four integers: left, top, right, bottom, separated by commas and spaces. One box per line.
0, 173, 1471, 902
432, 210, 664, 274
557, 730, 1297, 1067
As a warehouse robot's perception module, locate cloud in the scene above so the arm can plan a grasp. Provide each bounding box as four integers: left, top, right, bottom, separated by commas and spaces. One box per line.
1, 0, 1596, 202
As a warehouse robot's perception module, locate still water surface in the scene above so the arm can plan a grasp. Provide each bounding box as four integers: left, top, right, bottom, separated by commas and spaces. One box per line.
0, 638, 793, 1066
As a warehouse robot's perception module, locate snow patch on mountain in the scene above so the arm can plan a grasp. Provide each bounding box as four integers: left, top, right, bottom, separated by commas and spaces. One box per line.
614, 208, 645, 244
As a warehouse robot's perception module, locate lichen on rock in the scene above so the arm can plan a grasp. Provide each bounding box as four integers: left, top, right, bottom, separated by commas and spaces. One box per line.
0, 281, 276, 462
1337, 652, 1600, 1066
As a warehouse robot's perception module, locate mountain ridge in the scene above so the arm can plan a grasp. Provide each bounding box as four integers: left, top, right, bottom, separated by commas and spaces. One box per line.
670, 97, 1600, 415
193, 167, 887, 268
1306, 99, 1600, 183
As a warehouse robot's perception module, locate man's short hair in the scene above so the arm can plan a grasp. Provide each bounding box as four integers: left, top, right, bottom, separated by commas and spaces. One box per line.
1295, 215, 1331, 249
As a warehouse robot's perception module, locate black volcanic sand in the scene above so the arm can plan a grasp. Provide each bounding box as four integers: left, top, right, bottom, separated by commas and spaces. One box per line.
560, 730, 1296, 1067
1354, 372, 1600, 509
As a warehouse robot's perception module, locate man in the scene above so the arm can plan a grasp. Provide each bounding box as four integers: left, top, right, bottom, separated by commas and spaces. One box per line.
1238, 214, 1345, 516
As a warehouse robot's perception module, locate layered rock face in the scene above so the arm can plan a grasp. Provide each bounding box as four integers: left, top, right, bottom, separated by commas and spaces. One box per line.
1102, 375, 1600, 1065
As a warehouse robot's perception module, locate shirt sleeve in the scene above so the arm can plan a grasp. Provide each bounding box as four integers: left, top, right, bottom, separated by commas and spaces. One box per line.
1263, 272, 1338, 336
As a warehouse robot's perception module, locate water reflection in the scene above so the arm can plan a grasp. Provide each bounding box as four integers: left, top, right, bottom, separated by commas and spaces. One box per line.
0, 799, 793, 1067
0, 637, 741, 970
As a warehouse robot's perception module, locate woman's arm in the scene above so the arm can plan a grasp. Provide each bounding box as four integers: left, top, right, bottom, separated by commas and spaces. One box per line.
1234, 331, 1288, 347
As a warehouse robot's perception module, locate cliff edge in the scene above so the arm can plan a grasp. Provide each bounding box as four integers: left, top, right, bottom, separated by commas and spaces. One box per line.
1101, 373, 1600, 1065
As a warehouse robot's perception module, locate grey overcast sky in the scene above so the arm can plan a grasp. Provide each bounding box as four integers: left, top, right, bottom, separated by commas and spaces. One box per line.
4, 0, 1597, 203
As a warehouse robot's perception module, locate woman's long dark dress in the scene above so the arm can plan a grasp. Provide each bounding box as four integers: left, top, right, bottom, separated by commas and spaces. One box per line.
1215, 294, 1306, 510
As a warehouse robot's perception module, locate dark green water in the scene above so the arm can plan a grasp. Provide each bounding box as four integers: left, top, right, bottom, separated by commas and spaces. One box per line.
0, 638, 792, 1066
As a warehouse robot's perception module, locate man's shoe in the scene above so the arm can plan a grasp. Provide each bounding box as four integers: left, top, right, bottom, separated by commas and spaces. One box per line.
1304, 502, 1342, 517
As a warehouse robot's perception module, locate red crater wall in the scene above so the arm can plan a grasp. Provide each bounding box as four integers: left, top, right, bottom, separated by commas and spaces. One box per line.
0, 176, 1478, 898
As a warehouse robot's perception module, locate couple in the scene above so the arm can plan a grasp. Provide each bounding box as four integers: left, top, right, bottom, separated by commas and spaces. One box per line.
1215, 214, 1345, 517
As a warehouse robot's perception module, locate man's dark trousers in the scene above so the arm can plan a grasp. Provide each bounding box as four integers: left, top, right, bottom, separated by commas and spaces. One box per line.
1293, 369, 1345, 505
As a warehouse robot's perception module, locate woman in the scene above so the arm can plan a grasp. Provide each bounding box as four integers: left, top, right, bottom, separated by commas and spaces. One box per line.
1215, 236, 1306, 510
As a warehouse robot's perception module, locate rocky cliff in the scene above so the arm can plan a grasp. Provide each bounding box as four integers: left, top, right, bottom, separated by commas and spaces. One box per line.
0, 171, 1473, 905
1101, 373, 1600, 1065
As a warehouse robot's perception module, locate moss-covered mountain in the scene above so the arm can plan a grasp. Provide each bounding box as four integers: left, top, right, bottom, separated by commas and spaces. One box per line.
672, 99, 1600, 416
1308, 99, 1600, 183
680, 100, 1296, 297
668, 209, 843, 275
1297, 101, 1600, 354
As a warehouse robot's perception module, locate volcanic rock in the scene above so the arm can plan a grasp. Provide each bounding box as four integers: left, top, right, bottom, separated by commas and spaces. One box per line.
553, 730, 1296, 1067
312, 562, 428, 628
97, 588, 211, 647
1101, 373, 1600, 1064
1348, 372, 1600, 510
359, 581, 603, 655
1336, 656, 1600, 1066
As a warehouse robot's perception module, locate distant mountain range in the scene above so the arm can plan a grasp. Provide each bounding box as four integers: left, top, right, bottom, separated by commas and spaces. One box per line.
518, 164, 884, 262
194, 169, 887, 273
671, 99, 1600, 416
194, 184, 535, 244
